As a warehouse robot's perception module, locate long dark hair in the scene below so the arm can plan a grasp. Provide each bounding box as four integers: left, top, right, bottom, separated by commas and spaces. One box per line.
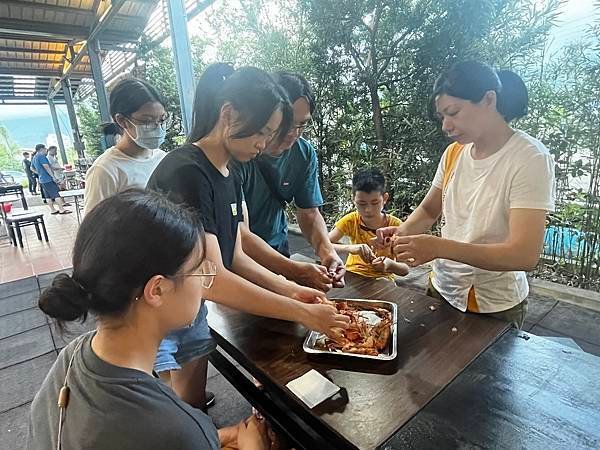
432, 61, 528, 122
38, 189, 205, 328
187, 63, 292, 144
102, 78, 166, 136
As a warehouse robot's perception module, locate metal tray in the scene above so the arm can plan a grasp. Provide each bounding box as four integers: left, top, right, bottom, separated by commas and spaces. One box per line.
303, 298, 398, 361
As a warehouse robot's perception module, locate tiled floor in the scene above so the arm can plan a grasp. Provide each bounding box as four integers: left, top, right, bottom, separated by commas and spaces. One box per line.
1, 197, 78, 283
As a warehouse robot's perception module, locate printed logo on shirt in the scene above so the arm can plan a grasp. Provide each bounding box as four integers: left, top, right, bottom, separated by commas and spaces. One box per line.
230, 203, 238, 216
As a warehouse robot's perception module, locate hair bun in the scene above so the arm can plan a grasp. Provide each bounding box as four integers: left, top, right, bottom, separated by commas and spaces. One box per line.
496, 69, 528, 122
101, 122, 122, 136
38, 273, 91, 323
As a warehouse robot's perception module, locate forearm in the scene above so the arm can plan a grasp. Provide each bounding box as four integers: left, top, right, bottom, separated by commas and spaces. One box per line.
332, 243, 355, 254
232, 250, 296, 297
205, 267, 308, 322
240, 225, 296, 277
438, 239, 540, 272
297, 208, 335, 259
42, 164, 55, 180
387, 259, 409, 276
400, 205, 439, 235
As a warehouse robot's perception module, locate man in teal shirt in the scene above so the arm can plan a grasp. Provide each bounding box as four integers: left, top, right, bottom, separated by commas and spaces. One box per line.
236, 72, 345, 291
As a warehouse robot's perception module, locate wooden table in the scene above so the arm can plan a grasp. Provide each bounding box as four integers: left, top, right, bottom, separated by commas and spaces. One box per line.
207, 273, 509, 449
385, 329, 600, 449
59, 188, 85, 224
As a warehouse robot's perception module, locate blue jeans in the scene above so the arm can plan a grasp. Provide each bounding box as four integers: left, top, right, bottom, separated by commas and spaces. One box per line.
154, 302, 216, 373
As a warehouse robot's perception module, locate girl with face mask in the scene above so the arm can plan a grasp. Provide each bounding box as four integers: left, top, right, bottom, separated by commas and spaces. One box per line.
83, 78, 169, 216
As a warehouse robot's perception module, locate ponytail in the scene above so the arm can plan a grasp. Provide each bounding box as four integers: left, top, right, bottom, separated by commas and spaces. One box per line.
187, 63, 235, 143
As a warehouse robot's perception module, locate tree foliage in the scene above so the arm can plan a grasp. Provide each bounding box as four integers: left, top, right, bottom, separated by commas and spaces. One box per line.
74, 0, 600, 289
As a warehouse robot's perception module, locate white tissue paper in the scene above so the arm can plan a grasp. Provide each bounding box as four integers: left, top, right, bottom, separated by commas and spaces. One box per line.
286, 369, 340, 408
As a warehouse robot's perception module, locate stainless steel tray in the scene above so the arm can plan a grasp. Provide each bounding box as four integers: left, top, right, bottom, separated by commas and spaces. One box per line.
303, 298, 398, 361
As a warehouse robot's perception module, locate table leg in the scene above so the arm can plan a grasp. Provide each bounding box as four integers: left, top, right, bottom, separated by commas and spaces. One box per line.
75, 196, 82, 224
15, 224, 23, 248
41, 218, 49, 242
34, 222, 42, 241
7, 222, 16, 246
20, 188, 28, 210
0, 205, 9, 238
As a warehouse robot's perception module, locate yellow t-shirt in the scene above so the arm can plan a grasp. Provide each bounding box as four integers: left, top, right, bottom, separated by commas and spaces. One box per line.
334, 210, 402, 279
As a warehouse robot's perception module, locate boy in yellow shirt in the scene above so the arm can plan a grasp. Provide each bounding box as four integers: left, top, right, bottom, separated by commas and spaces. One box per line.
329, 168, 409, 280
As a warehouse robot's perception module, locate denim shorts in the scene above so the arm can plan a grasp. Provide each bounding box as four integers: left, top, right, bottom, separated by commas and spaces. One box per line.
40, 181, 60, 200
154, 302, 216, 373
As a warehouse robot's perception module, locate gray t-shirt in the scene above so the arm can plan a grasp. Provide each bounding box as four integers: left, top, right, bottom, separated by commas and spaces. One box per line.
27, 332, 220, 450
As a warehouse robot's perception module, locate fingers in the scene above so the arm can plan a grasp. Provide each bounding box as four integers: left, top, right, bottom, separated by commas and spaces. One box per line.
334, 313, 351, 328
334, 264, 346, 279
327, 327, 346, 342
315, 264, 329, 274
375, 226, 396, 243
316, 281, 333, 293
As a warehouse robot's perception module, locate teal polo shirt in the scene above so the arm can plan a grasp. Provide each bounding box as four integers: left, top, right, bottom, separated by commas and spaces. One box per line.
234, 137, 324, 248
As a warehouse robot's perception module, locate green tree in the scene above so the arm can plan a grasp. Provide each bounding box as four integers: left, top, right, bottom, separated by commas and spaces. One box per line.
0, 125, 20, 171
76, 94, 103, 158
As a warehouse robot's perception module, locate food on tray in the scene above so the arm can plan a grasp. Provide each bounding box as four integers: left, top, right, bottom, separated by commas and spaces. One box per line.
315, 300, 393, 356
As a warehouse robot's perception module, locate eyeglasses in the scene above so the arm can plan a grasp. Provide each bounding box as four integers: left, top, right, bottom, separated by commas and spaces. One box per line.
291, 121, 313, 133
126, 114, 172, 132
172, 259, 217, 289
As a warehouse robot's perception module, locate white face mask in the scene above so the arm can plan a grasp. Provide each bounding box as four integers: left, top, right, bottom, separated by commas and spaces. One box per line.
125, 119, 167, 150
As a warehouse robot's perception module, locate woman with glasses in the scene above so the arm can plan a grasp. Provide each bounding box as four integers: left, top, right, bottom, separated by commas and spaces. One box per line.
83, 78, 169, 216
28, 189, 270, 450
234, 72, 346, 292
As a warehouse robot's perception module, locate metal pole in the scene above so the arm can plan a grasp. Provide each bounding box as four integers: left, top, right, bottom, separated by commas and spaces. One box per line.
88, 38, 114, 150
47, 99, 68, 164
61, 78, 86, 158
166, 0, 195, 134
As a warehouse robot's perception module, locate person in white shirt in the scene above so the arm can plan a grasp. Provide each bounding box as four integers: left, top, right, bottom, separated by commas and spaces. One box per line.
376, 61, 555, 328
83, 78, 168, 216
47, 146, 64, 185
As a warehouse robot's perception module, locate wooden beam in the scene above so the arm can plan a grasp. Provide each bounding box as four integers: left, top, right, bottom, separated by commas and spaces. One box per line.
49, 0, 128, 99
0, 46, 67, 55
0, 67, 87, 77
0, 33, 72, 44
0, 20, 140, 42
0, 57, 63, 64
0, 0, 147, 26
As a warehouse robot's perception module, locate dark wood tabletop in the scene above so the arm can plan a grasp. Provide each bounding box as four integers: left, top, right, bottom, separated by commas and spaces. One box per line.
384, 329, 600, 449
207, 272, 509, 450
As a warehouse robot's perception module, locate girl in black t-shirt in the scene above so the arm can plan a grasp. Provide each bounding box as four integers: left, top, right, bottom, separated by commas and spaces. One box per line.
148, 64, 350, 410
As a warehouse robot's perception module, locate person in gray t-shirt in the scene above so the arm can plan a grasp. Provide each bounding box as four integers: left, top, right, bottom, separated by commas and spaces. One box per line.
27, 189, 269, 450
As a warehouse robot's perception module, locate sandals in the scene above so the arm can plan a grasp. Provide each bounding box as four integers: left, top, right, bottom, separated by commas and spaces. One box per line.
58, 210, 72, 215
51, 211, 60, 215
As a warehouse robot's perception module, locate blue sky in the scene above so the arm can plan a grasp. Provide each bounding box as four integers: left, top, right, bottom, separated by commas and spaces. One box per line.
0, 0, 596, 138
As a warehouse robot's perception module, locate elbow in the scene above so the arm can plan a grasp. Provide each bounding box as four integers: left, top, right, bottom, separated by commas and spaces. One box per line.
297, 207, 318, 222
520, 253, 541, 272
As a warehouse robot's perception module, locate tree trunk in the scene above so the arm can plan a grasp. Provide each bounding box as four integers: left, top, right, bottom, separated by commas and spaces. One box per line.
368, 80, 385, 156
